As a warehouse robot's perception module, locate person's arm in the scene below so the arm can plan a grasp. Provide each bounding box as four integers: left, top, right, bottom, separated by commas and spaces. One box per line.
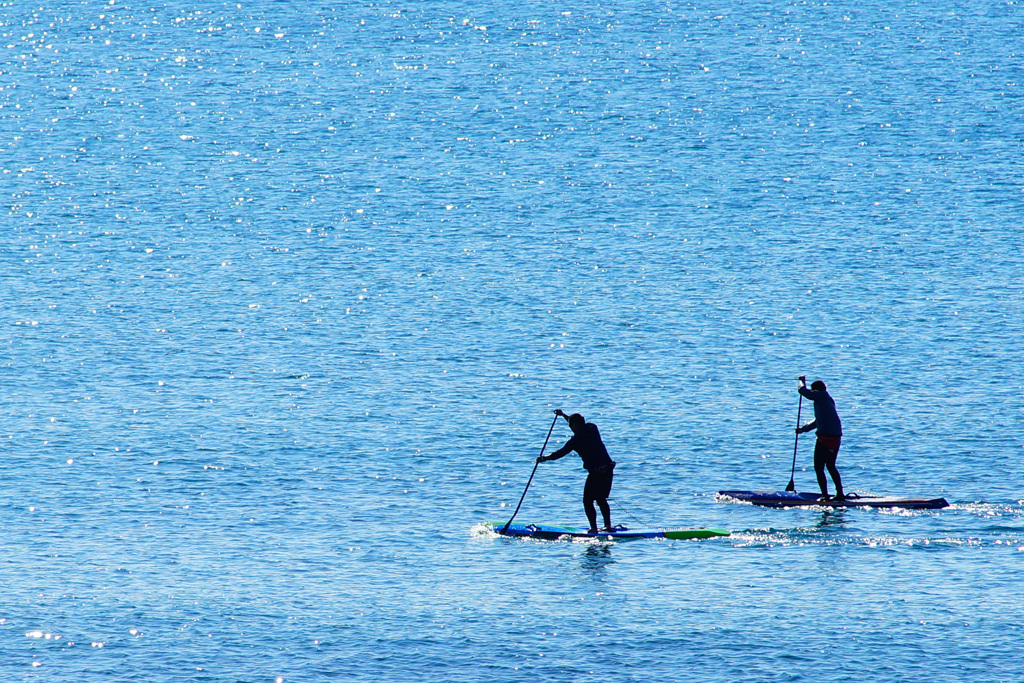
538, 441, 573, 463
536, 436, 577, 462
798, 381, 823, 401
795, 377, 816, 432
797, 376, 825, 401
796, 420, 817, 434
537, 409, 573, 462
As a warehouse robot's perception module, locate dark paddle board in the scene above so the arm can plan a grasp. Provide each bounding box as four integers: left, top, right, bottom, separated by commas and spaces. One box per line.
717, 490, 949, 509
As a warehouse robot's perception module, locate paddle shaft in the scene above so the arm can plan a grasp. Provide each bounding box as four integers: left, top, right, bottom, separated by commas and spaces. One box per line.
502, 413, 560, 534
786, 391, 803, 491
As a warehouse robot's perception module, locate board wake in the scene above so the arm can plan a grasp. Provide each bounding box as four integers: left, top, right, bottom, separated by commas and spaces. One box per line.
490, 522, 730, 540
716, 490, 949, 510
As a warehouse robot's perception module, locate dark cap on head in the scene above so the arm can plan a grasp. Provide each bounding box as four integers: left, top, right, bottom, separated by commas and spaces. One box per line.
810, 380, 827, 391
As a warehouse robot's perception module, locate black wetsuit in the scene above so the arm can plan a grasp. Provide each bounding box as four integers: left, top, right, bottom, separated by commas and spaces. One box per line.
549, 422, 616, 529
798, 386, 844, 497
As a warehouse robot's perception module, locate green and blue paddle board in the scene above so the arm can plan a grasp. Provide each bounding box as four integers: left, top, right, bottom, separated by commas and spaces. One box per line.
491, 522, 730, 540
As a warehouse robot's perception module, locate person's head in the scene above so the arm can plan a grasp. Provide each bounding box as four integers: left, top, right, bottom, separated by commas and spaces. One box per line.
810, 380, 827, 391
567, 413, 585, 432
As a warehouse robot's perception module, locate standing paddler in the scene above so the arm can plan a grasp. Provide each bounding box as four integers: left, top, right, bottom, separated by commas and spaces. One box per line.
536, 409, 616, 534
796, 376, 845, 502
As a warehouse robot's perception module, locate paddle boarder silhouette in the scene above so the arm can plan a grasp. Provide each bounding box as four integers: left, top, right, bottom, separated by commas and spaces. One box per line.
537, 409, 617, 534
796, 377, 845, 502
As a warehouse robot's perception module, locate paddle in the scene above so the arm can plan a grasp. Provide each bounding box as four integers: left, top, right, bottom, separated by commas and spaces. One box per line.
501, 412, 560, 534
785, 378, 805, 492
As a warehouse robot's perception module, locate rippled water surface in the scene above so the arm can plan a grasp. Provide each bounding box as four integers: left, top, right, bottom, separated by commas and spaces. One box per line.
2, 1, 1023, 681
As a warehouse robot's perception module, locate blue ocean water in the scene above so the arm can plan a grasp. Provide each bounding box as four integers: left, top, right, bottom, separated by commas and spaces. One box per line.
2, 1, 1023, 681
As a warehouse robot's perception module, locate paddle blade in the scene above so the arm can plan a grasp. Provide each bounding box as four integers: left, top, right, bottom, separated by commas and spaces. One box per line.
785, 479, 796, 492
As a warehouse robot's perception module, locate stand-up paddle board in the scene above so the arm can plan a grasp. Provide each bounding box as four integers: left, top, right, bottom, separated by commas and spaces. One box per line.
716, 490, 948, 509
491, 522, 730, 540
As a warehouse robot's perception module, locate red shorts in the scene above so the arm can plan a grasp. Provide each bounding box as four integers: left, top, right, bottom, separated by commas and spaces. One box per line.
816, 434, 841, 454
